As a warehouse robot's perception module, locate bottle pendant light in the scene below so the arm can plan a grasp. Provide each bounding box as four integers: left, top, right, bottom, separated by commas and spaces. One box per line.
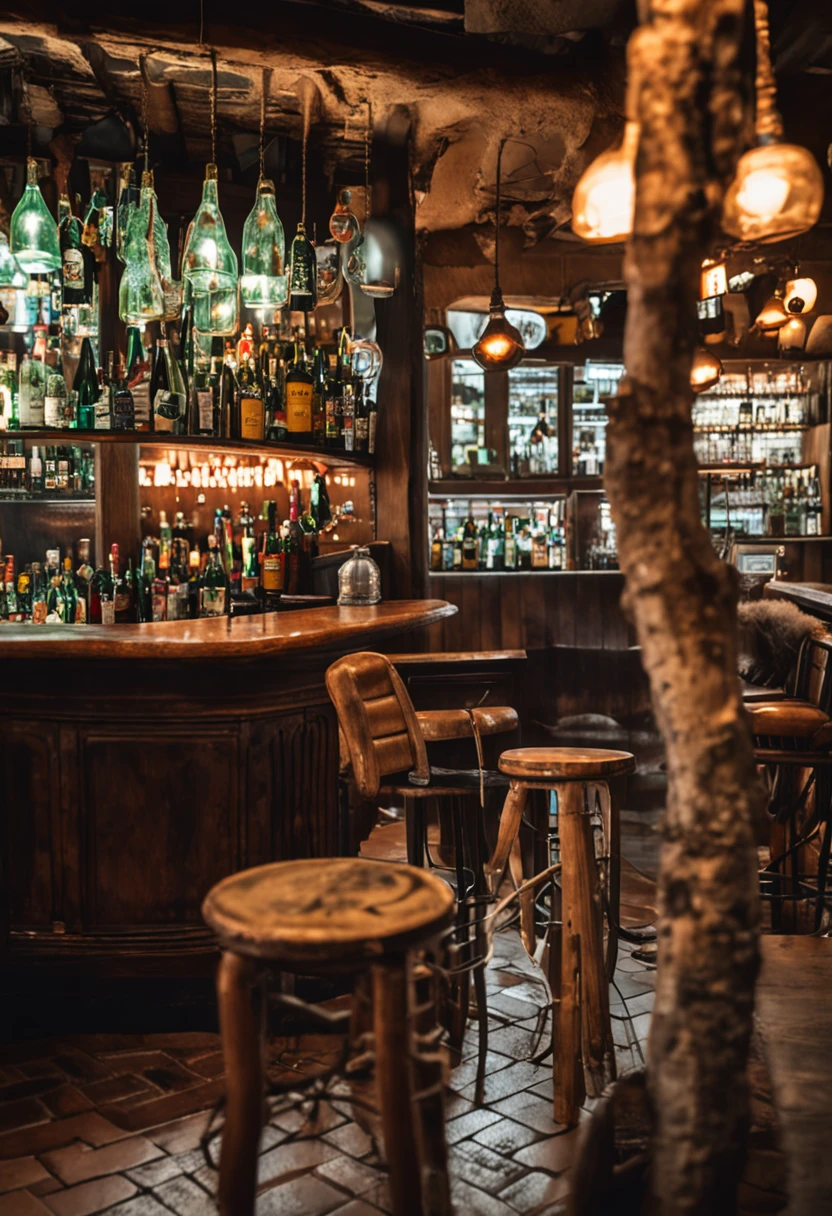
241, 69, 287, 311
119, 184, 165, 324
183, 51, 239, 335
472, 139, 526, 372
289, 80, 317, 312
11, 157, 61, 275
723, 0, 823, 243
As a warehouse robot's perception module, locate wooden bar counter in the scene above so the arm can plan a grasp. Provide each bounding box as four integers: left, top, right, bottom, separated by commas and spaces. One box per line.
0, 600, 455, 978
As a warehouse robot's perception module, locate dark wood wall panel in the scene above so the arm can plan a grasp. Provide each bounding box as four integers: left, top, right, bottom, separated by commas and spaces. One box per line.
1, 723, 60, 928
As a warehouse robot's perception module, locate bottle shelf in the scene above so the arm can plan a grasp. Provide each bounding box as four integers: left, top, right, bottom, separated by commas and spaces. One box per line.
0, 496, 95, 504
5, 430, 374, 470
692, 424, 809, 434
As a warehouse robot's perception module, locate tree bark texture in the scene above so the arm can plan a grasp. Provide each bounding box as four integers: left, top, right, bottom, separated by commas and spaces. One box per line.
605, 2, 764, 1211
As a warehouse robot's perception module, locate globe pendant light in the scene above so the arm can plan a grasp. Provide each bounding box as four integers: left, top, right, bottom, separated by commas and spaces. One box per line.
778, 316, 807, 353
10, 158, 61, 275
572, 121, 639, 245
756, 293, 789, 333
183, 163, 238, 294
472, 139, 525, 372
723, 0, 824, 243
690, 346, 723, 393
784, 269, 818, 315
240, 70, 287, 311
329, 189, 358, 243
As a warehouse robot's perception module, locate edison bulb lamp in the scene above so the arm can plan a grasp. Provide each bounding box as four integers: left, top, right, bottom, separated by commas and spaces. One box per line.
778, 316, 807, 353
472, 288, 526, 372
756, 294, 789, 333
10, 158, 61, 275
572, 121, 639, 245
784, 274, 818, 314
723, 142, 824, 244
690, 346, 723, 393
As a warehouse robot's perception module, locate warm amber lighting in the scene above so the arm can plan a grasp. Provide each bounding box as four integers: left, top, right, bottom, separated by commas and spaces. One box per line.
700, 259, 727, 300
723, 143, 824, 244
572, 121, 639, 245
472, 289, 525, 372
755, 294, 789, 333
690, 347, 723, 393
778, 316, 807, 353
784, 274, 818, 314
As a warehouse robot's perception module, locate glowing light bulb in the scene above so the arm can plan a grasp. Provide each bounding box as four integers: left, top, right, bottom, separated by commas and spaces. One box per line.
756, 294, 789, 333
690, 347, 723, 393
778, 316, 806, 353
723, 143, 824, 244
735, 169, 790, 223
784, 275, 818, 315
572, 122, 639, 245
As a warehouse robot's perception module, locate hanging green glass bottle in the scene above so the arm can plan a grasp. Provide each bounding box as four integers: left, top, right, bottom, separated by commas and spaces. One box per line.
140, 170, 183, 321
289, 221, 317, 312
10, 158, 61, 275
118, 183, 165, 324
116, 164, 139, 263
0, 231, 29, 290
183, 163, 238, 335
240, 178, 287, 309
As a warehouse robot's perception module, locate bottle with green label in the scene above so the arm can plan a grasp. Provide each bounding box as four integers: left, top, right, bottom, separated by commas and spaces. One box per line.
199, 534, 229, 617
72, 337, 98, 430
126, 327, 152, 431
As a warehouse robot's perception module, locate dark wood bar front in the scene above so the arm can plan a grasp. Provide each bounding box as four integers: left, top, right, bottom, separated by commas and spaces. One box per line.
0, 601, 455, 979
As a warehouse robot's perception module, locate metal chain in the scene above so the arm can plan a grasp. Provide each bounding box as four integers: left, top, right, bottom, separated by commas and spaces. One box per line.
139, 55, 149, 173
301, 89, 309, 227
260, 66, 269, 180
364, 100, 372, 221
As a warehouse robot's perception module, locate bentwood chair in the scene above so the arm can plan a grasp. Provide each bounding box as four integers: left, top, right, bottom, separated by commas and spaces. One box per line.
326, 651, 507, 1102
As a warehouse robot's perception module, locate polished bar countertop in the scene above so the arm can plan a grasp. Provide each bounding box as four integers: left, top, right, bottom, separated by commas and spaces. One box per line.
0, 599, 457, 661
764, 581, 832, 621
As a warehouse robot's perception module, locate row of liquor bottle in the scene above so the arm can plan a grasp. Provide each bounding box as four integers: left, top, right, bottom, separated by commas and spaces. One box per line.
430, 505, 568, 572
0, 442, 94, 496
704, 467, 824, 537
0, 481, 329, 625
4, 323, 377, 452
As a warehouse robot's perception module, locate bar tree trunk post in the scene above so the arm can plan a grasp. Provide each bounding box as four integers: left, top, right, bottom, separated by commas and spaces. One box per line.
605, 1, 765, 1211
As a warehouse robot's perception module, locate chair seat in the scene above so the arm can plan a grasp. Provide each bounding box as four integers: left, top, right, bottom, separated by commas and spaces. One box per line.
202, 858, 455, 965
380, 765, 509, 799
416, 707, 519, 743
741, 683, 786, 704
499, 747, 636, 782
749, 701, 832, 747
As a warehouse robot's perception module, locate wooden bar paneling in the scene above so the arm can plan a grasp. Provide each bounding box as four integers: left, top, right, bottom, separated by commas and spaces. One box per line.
94, 442, 141, 570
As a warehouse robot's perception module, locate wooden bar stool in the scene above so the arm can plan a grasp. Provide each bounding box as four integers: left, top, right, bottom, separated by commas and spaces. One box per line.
485, 746, 635, 1127
202, 857, 455, 1216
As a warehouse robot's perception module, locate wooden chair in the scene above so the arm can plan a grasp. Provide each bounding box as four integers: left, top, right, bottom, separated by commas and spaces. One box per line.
326, 651, 504, 1103
202, 857, 455, 1216
485, 746, 635, 1127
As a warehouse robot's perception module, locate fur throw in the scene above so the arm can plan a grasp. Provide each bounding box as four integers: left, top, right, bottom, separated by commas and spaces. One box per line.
737, 600, 824, 689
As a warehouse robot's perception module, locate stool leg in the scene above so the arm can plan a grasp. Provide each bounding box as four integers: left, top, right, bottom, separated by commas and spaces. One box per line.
553, 783, 585, 1126
460, 795, 490, 1106
217, 952, 263, 1216
405, 795, 426, 869
574, 782, 615, 1096
597, 781, 621, 982
412, 961, 453, 1216
372, 954, 425, 1216
485, 780, 527, 892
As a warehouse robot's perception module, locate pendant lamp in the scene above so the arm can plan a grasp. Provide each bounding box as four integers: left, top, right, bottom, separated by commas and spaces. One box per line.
10, 158, 61, 275
119, 183, 165, 324
241, 70, 287, 311
0, 230, 29, 291
784, 269, 818, 315
690, 346, 723, 393
778, 316, 807, 353
723, 0, 823, 243
756, 293, 789, 333
472, 139, 525, 372
572, 122, 639, 245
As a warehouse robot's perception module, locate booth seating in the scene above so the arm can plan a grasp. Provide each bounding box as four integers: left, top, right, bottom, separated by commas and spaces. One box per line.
203, 858, 455, 1216
486, 746, 636, 1126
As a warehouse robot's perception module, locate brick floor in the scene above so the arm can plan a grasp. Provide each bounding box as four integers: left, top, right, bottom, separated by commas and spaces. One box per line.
0, 817, 786, 1215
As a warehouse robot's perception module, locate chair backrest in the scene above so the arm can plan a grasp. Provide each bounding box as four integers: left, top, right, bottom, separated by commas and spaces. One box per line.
791, 632, 832, 711
326, 652, 430, 799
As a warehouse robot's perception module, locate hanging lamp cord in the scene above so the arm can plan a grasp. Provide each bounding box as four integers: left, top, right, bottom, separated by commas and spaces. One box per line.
210, 48, 217, 165
260, 67, 269, 180
494, 137, 506, 301
139, 55, 149, 174
754, 0, 783, 141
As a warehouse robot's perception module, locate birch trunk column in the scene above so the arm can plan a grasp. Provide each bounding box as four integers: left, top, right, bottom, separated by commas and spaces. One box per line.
605, 2, 764, 1211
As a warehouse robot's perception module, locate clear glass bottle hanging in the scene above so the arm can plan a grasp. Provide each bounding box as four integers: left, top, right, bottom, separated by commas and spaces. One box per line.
10, 158, 61, 275
140, 170, 182, 321
182, 163, 238, 293
118, 185, 165, 324
116, 163, 139, 263
316, 243, 343, 306
240, 177, 287, 309
0, 230, 29, 291
289, 221, 317, 311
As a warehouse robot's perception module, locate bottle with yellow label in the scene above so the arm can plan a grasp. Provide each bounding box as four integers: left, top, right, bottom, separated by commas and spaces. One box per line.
284, 338, 313, 444
233, 355, 265, 441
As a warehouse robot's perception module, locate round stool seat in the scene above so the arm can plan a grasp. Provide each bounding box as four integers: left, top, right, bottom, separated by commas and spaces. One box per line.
499, 747, 636, 782
202, 858, 455, 966
416, 706, 519, 743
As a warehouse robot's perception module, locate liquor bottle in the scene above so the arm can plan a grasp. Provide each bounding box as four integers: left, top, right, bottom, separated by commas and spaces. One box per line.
4, 556, 19, 621
199, 534, 229, 616
44, 351, 69, 429
325, 351, 342, 449
94, 355, 112, 430
59, 194, 94, 307
237, 323, 255, 366
116, 163, 139, 262
137, 540, 155, 622
441, 528, 454, 571
16, 567, 31, 621
235, 355, 265, 441
110, 543, 133, 623
31, 562, 47, 624
310, 473, 331, 529
288, 221, 317, 312
188, 548, 201, 618
312, 347, 327, 447
462, 516, 478, 571
46, 574, 66, 623
73, 337, 98, 430
531, 523, 549, 569
110, 361, 135, 432
295, 479, 319, 590
75, 540, 93, 619
260, 501, 284, 603
89, 562, 115, 625
61, 557, 80, 623
239, 501, 259, 595
431, 528, 442, 571
284, 338, 313, 444
806, 474, 822, 537
340, 337, 355, 454
192, 357, 220, 436
151, 555, 169, 622
153, 338, 187, 434
126, 327, 153, 431
354, 380, 370, 455
18, 352, 46, 428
